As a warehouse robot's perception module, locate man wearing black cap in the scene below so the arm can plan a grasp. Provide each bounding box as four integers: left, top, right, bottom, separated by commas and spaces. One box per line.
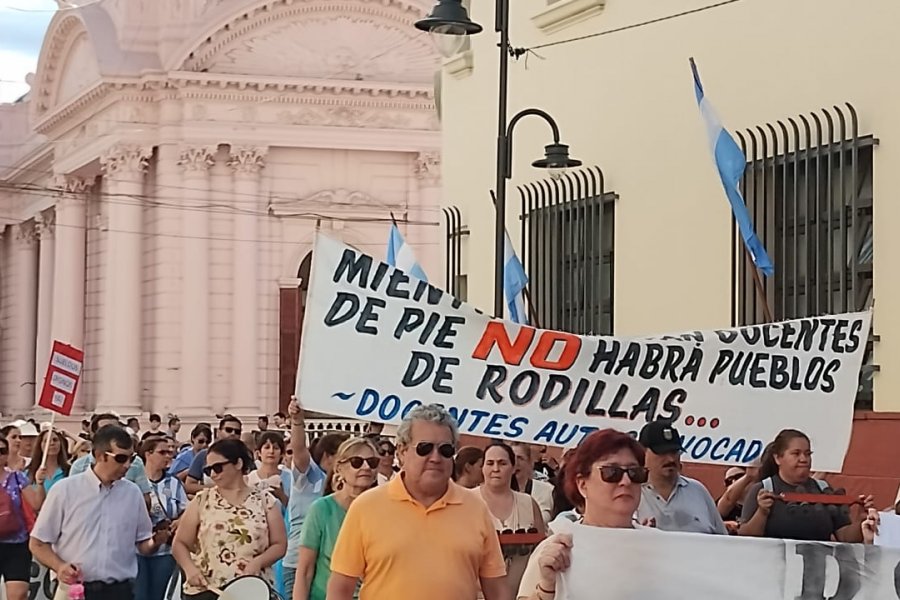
635, 420, 726, 534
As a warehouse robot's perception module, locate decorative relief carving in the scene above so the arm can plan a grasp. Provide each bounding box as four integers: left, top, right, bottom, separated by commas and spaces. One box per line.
100, 145, 152, 177
275, 106, 413, 129
53, 175, 94, 195
269, 188, 401, 217
227, 146, 267, 175
178, 146, 216, 172
414, 152, 441, 184
35, 211, 56, 240
14, 222, 37, 247
201, 17, 438, 84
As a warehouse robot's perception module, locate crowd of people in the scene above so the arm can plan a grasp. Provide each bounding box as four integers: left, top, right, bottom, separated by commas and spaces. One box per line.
0, 402, 888, 600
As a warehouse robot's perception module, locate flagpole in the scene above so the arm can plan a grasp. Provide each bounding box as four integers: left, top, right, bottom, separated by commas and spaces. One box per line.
742, 245, 773, 323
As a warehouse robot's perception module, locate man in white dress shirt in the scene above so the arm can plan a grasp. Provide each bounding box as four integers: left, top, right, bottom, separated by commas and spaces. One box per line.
30, 426, 168, 600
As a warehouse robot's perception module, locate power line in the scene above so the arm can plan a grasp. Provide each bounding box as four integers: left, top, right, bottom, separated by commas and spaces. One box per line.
520, 0, 745, 52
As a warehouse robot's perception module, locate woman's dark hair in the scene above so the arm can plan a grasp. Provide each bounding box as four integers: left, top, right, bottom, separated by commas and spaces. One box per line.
28, 430, 70, 481
483, 442, 519, 491
312, 432, 350, 465
453, 446, 484, 481
190, 425, 213, 442
208, 439, 255, 474
1, 425, 19, 439
552, 449, 578, 517
759, 429, 810, 480
0, 434, 7, 452
257, 431, 286, 454
139, 436, 169, 461
564, 429, 645, 508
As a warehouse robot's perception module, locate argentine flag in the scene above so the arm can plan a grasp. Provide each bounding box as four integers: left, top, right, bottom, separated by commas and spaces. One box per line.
387, 224, 428, 281
690, 58, 774, 277
504, 232, 529, 324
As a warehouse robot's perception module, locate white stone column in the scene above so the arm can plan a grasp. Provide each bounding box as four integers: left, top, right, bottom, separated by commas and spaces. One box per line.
413, 151, 442, 280
99, 145, 151, 413
34, 210, 56, 403
13, 223, 38, 412
52, 177, 90, 409
178, 146, 215, 409
228, 146, 266, 410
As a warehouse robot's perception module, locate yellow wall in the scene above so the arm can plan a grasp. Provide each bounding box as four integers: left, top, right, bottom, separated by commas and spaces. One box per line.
440, 0, 900, 410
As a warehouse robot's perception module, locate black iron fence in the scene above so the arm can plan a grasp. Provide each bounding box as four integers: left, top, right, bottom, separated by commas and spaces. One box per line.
442, 206, 468, 300
734, 103, 877, 408
518, 167, 616, 335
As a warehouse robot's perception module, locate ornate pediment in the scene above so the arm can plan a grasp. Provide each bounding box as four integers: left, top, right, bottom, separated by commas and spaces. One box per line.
202, 16, 437, 84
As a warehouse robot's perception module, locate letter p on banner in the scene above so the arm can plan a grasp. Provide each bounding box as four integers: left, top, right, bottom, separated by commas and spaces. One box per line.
38, 341, 84, 416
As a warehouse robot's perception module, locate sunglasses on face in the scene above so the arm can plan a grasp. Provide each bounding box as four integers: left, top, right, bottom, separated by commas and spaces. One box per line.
379, 448, 394, 457
343, 456, 380, 469
222, 427, 242, 436
202, 460, 234, 476
724, 475, 743, 486
195, 438, 209, 445
415, 442, 455, 459
285, 449, 293, 456
106, 452, 136, 465
596, 465, 649, 484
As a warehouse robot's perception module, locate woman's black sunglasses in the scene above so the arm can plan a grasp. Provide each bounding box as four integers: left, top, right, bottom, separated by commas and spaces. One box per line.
203, 460, 234, 476
597, 465, 649, 484
415, 442, 455, 458
343, 456, 380, 469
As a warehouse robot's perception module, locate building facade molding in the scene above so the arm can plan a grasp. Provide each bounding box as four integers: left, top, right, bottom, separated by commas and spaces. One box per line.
178, 145, 217, 172
414, 151, 441, 185
100, 144, 152, 177
227, 146, 268, 175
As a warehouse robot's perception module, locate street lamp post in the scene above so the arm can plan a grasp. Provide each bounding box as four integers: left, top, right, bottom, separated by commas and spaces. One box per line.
416, 0, 581, 318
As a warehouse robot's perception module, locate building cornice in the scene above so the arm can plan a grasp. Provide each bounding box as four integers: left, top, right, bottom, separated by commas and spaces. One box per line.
33, 74, 435, 137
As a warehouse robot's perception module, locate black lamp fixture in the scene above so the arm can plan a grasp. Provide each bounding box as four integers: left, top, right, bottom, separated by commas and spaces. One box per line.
415, 0, 483, 57
417, 0, 583, 318
532, 143, 582, 178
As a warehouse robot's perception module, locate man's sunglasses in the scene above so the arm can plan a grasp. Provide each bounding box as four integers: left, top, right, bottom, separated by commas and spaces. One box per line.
106, 451, 136, 464
195, 438, 209, 445
379, 447, 394, 457
342, 456, 380, 469
724, 475, 743, 486
203, 460, 234, 476
415, 442, 455, 458
222, 427, 242, 436
597, 465, 649, 484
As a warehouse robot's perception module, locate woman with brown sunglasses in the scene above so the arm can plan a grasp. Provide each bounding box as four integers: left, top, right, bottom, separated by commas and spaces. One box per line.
517, 429, 652, 600
293, 437, 378, 600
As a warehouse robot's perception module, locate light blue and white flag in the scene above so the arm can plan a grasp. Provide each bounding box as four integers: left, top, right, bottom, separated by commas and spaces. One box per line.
690, 58, 774, 276
504, 232, 529, 324
387, 223, 428, 281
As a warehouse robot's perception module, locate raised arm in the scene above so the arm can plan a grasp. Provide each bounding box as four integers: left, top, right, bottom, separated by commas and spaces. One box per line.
289, 396, 312, 473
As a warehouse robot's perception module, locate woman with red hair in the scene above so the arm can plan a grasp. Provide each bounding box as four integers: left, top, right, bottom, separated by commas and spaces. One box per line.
516, 429, 649, 600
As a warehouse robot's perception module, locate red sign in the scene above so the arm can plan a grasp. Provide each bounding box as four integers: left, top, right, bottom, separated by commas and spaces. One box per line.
37, 341, 84, 416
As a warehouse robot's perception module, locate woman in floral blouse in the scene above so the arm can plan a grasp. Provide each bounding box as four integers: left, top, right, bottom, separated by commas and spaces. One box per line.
172, 439, 287, 599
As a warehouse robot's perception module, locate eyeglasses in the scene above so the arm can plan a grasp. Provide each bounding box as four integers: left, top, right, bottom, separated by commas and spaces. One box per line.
195, 438, 209, 445
596, 465, 649, 484
343, 456, 380, 469
379, 448, 394, 457
415, 442, 455, 459
222, 427, 242, 436
202, 460, 234, 476
106, 452, 136, 465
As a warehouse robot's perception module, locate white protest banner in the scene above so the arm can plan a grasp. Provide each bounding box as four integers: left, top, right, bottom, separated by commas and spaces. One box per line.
296, 235, 871, 470
554, 521, 900, 599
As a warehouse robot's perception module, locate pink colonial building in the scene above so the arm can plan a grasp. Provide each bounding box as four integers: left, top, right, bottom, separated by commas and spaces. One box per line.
0, 0, 441, 423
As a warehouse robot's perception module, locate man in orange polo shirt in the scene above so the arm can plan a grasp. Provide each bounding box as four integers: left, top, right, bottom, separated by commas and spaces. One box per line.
327, 404, 509, 600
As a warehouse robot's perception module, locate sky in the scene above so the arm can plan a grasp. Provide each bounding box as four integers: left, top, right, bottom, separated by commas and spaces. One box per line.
0, 1, 59, 103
